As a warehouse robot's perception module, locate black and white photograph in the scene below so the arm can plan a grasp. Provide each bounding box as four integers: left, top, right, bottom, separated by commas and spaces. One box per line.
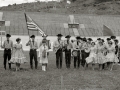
0, 0, 120, 90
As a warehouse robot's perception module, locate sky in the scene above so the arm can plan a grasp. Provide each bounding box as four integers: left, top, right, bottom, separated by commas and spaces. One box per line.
0, 0, 58, 7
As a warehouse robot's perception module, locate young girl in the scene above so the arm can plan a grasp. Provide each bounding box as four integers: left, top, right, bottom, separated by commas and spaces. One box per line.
85, 42, 97, 70
39, 40, 49, 71
106, 41, 119, 71
9, 38, 27, 71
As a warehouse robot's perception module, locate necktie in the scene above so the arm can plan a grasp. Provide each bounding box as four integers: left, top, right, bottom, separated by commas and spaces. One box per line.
7, 40, 9, 44
58, 40, 60, 44
67, 40, 69, 44
77, 41, 79, 45
33, 41, 34, 45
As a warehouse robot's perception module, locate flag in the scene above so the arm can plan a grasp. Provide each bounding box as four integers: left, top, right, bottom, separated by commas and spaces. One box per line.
103, 25, 114, 36
24, 13, 45, 36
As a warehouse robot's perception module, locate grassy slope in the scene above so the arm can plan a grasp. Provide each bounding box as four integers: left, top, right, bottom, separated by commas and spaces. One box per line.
1, 0, 120, 15
0, 51, 120, 90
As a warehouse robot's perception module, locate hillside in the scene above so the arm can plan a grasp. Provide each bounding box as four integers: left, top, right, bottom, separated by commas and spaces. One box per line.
0, 0, 120, 15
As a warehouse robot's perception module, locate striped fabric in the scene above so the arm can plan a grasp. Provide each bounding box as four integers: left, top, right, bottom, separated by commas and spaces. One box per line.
24, 13, 46, 36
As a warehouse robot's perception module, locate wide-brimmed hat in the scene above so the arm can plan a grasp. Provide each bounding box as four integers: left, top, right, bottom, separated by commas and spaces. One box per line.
110, 36, 116, 39
30, 35, 35, 38
106, 38, 111, 41
76, 36, 82, 40
6, 34, 11, 37
97, 38, 101, 41
57, 34, 63, 37
65, 35, 71, 38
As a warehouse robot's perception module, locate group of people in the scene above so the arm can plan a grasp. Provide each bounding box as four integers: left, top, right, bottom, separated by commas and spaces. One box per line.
2, 33, 120, 71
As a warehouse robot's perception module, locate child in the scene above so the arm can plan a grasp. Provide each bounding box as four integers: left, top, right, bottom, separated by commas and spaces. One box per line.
39, 40, 49, 71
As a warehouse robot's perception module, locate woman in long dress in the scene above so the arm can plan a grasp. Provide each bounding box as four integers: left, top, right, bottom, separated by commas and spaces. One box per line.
39, 40, 49, 71
85, 42, 97, 70
106, 41, 119, 71
95, 40, 106, 70
9, 38, 27, 71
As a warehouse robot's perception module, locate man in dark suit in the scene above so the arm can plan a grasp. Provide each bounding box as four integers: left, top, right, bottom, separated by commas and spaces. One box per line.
26, 35, 38, 69
64, 35, 73, 69
53, 34, 64, 69
2, 34, 13, 70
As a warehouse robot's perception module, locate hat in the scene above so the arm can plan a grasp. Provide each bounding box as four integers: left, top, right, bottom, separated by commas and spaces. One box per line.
6, 34, 11, 37
87, 38, 93, 41
65, 35, 71, 38
97, 38, 101, 40
114, 39, 119, 43
110, 36, 116, 39
30, 35, 35, 38
76, 36, 82, 40
16, 38, 21, 42
107, 38, 111, 41
42, 34, 48, 37
57, 34, 63, 37
82, 38, 87, 42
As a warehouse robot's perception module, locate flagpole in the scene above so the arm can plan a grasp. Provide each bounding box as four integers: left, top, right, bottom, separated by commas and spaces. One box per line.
24, 12, 30, 37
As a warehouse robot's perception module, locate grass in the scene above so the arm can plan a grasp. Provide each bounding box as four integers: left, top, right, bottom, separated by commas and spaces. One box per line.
0, 51, 120, 90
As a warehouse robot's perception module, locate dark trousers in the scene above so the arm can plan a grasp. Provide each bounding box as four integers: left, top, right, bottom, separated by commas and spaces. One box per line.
29, 49, 38, 69
74, 51, 81, 68
81, 50, 89, 67
65, 50, 71, 68
56, 49, 63, 69
4, 49, 11, 69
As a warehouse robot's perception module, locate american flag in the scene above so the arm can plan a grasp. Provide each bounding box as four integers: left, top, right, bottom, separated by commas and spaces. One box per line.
24, 13, 45, 36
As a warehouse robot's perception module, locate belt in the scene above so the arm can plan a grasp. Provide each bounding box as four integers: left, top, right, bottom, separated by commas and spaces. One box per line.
30, 49, 36, 51
66, 49, 71, 51
5, 48, 11, 50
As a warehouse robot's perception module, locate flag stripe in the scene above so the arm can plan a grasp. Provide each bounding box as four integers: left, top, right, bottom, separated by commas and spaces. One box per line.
24, 13, 45, 36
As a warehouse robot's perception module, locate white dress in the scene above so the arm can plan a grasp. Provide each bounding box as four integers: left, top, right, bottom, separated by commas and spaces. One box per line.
39, 45, 48, 64
95, 44, 106, 64
86, 46, 97, 64
106, 46, 119, 63
9, 43, 27, 64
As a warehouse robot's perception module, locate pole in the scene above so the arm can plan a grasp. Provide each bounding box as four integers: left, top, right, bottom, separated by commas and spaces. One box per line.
24, 12, 30, 37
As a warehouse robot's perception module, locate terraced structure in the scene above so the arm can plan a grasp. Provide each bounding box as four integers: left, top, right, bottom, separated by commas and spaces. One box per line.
0, 11, 120, 36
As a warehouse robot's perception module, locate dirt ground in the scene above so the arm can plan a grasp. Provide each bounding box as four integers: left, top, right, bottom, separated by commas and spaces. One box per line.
0, 51, 120, 90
